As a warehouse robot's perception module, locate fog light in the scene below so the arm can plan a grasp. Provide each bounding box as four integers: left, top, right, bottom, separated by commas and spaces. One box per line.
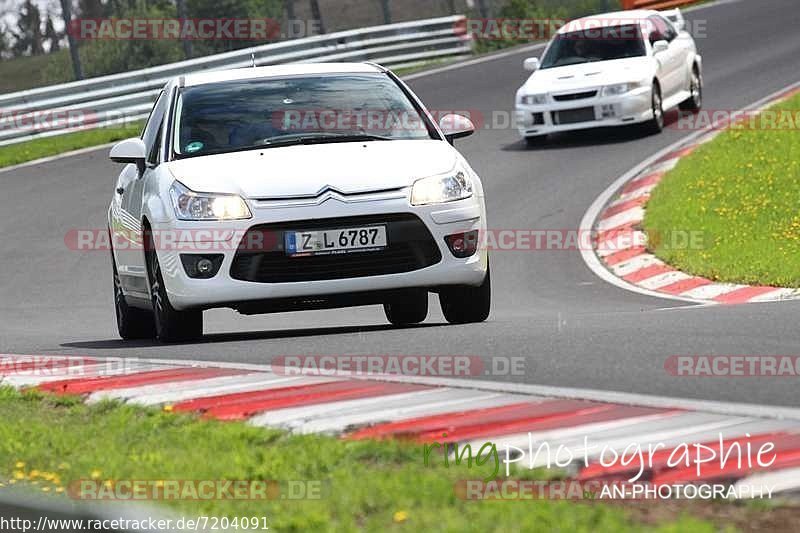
445, 230, 479, 258
197, 259, 213, 274
180, 254, 224, 279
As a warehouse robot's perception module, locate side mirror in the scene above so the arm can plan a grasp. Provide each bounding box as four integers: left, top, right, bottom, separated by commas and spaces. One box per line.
110, 137, 146, 165
523, 57, 540, 72
652, 40, 669, 55
438, 113, 475, 144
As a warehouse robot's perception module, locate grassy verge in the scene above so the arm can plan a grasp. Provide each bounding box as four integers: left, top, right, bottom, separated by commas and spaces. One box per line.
0, 122, 143, 169
0, 387, 713, 532
643, 92, 800, 287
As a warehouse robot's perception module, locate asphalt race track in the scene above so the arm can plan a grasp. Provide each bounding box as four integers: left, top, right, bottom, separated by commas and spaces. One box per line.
2, 0, 799, 407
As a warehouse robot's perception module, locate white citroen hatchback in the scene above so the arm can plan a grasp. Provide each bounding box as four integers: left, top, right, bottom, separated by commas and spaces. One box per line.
108, 63, 489, 342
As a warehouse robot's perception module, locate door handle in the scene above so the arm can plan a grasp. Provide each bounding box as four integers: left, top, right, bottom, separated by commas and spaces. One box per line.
116, 187, 125, 195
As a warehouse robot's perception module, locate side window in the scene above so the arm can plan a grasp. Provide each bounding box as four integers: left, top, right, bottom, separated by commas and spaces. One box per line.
141, 91, 168, 165
147, 123, 163, 166
649, 16, 677, 44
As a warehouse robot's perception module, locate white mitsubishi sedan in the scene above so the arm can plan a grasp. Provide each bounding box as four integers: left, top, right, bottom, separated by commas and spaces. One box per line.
515, 9, 702, 144
108, 63, 489, 342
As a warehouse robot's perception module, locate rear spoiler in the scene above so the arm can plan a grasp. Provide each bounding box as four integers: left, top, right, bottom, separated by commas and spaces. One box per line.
660, 8, 686, 32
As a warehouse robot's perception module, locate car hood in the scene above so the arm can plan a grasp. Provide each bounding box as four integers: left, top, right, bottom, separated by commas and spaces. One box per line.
166, 139, 457, 198
521, 57, 654, 93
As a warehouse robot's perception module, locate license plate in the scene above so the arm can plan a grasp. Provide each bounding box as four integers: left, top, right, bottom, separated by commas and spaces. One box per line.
285, 225, 388, 256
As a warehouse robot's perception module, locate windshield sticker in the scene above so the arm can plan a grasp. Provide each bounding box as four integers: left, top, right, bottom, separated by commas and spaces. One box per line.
185, 141, 204, 153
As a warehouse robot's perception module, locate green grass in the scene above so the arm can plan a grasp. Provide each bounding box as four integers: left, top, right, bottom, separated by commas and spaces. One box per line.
0, 122, 143, 169
0, 49, 75, 93
643, 93, 800, 287
0, 387, 715, 532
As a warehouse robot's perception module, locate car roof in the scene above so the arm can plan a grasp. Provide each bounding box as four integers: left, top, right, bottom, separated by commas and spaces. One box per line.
182, 62, 384, 87
557, 9, 659, 35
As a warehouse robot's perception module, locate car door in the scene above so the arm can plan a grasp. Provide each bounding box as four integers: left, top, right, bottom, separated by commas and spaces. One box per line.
112, 90, 168, 297
648, 15, 683, 100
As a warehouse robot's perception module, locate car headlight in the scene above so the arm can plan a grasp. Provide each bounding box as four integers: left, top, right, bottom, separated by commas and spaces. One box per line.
410, 170, 473, 206
520, 94, 547, 105
169, 181, 251, 220
602, 82, 642, 97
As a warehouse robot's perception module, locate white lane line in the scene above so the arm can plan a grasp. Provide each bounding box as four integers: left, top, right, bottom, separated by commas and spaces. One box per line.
596, 231, 647, 258
50, 355, 800, 422
645, 158, 679, 174
462, 412, 682, 456
579, 79, 800, 305
681, 283, 746, 300
638, 271, 692, 290
610, 254, 663, 277
252, 389, 526, 434
596, 207, 644, 232
285, 393, 527, 435
250, 388, 459, 427
734, 467, 800, 495
748, 288, 800, 302
0, 143, 118, 175
0, 362, 176, 387
609, 184, 654, 205
527, 417, 755, 468
88, 373, 337, 405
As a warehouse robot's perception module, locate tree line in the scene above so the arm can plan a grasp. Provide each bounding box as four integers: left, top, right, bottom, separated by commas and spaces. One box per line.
0, 0, 339, 79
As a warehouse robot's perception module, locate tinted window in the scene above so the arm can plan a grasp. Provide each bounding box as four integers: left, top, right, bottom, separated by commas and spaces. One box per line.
540, 25, 646, 69
172, 74, 435, 158
648, 16, 677, 43
141, 91, 167, 155
147, 122, 163, 166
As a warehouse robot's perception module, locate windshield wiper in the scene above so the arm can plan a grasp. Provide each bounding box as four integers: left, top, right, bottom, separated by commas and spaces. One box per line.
174, 133, 394, 159
259, 132, 394, 148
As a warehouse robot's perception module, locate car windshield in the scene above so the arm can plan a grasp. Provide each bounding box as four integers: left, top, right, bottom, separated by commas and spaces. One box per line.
540, 24, 646, 69
172, 73, 435, 158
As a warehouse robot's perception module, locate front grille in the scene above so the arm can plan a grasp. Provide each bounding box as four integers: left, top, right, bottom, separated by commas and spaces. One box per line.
230, 213, 441, 283
552, 107, 596, 125
552, 90, 598, 102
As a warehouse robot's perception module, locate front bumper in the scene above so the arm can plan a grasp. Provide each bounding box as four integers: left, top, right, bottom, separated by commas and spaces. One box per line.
515, 87, 652, 137
151, 192, 487, 311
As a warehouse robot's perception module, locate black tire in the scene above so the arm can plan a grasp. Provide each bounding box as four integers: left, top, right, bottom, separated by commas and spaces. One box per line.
112, 250, 156, 340
679, 66, 703, 112
439, 265, 491, 324
525, 135, 548, 147
383, 289, 429, 326
146, 244, 203, 343
643, 82, 664, 135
